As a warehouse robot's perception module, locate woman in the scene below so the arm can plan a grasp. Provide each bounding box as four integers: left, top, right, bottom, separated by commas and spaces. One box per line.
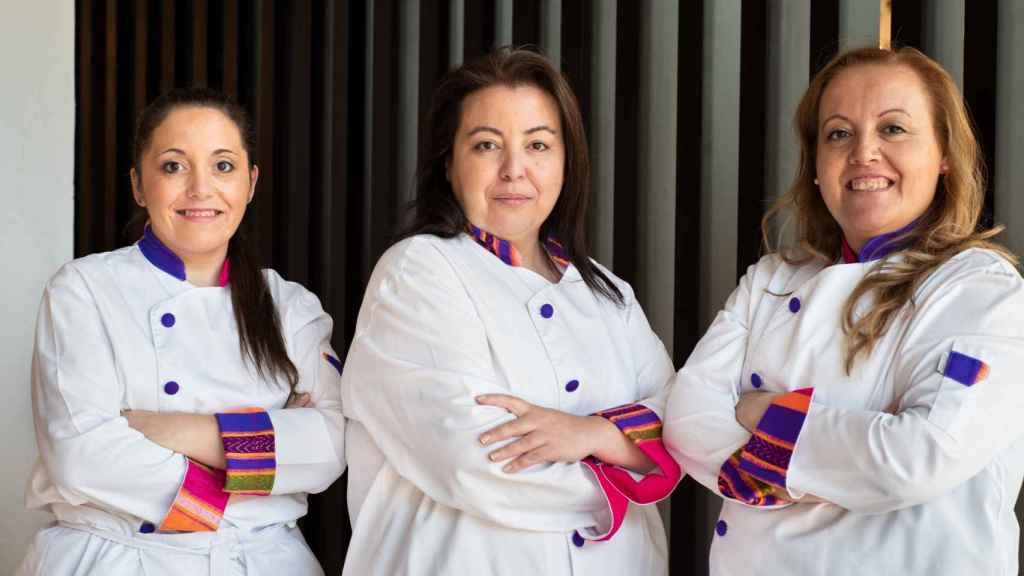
665, 47, 1024, 575
340, 48, 681, 575
18, 88, 345, 575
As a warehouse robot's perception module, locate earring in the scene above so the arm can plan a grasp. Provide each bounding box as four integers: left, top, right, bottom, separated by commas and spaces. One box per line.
813, 178, 819, 186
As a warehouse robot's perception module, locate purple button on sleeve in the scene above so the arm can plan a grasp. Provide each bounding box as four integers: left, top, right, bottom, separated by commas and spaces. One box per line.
751, 372, 763, 388
139, 522, 156, 533
161, 313, 176, 327
163, 381, 179, 395
572, 531, 585, 547
788, 297, 801, 313
716, 520, 727, 536
565, 379, 580, 392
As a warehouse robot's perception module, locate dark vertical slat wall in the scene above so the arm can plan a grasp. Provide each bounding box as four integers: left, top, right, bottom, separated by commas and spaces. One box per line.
74, 1, 1012, 573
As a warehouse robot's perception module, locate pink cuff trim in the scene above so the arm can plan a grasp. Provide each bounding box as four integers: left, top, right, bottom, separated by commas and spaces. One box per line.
158, 459, 229, 532
578, 458, 630, 543
577, 404, 683, 543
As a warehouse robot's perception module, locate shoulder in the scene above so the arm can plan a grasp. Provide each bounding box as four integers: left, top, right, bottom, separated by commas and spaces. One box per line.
744, 252, 824, 291
45, 246, 138, 293
587, 258, 638, 306
372, 234, 465, 287
262, 269, 329, 331
915, 247, 1023, 304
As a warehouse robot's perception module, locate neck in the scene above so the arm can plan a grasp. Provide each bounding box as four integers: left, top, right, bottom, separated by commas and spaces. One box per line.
182, 249, 229, 287
513, 236, 559, 282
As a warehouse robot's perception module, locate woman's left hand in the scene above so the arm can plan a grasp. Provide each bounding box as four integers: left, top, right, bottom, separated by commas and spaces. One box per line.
476, 394, 608, 473
476, 394, 655, 474
735, 391, 781, 433
123, 410, 226, 469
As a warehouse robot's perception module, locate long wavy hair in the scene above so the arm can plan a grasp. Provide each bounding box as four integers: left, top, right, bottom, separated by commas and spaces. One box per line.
401, 46, 623, 305
762, 46, 1017, 373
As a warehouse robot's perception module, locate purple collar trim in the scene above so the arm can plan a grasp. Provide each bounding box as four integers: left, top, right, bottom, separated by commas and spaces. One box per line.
139, 226, 187, 281
466, 223, 569, 270
138, 226, 230, 286
843, 219, 920, 263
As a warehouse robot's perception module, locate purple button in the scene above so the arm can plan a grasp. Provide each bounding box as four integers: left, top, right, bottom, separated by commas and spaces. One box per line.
716, 520, 727, 536
164, 381, 179, 395
540, 304, 554, 318
160, 313, 176, 327
788, 297, 801, 313
572, 531, 585, 547
565, 379, 580, 392
751, 372, 763, 389
140, 522, 156, 533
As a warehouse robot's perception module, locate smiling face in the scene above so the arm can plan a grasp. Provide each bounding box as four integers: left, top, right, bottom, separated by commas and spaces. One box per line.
131, 106, 258, 264
448, 84, 564, 247
815, 63, 947, 251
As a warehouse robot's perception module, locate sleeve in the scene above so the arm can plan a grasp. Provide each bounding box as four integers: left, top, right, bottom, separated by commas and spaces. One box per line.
32, 264, 228, 531
663, 263, 791, 508
748, 255, 1024, 513
339, 238, 612, 534
582, 292, 683, 542
215, 284, 347, 496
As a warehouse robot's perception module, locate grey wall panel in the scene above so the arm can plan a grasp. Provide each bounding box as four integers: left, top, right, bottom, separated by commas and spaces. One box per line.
923, 0, 965, 86
397, 0, 420, 217
700, 0, 742, 328
995, 0, 1024, 254
839, 0, 881, 49
588, 0, 616, 266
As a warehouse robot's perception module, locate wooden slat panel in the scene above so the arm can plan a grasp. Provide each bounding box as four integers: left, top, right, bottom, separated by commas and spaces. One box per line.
159, 0, 175, 92
193, 0, 208, 85
512, 0, 542, 47
75, 0, 95, 256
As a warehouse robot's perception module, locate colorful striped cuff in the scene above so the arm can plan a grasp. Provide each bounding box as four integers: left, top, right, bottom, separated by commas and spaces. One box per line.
215, 408, 277, 495
159, 458, 229, 532
717, 448, 781, 506
737, 388, 813, 491
584, 403, 681, 540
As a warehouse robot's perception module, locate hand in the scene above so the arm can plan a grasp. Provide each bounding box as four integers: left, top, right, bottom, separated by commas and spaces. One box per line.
123, 409, 183, 449
476, 394, 606, 473
735, 391, 781, 433
286, 392, 312, 408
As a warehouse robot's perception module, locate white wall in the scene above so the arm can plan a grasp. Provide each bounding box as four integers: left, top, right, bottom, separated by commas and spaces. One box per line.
0, 0, 74, 569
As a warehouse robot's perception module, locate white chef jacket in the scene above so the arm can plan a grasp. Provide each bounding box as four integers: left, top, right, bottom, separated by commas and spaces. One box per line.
340, 232, 678, 576
665, 244, 1024, 575
18, 230, 346, 576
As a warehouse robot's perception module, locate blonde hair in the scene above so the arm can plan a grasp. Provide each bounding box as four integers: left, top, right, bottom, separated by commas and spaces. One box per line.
763, 46, 1017, 373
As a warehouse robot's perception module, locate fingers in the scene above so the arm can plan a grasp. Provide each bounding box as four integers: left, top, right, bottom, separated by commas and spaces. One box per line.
476, 394, 532, 417
503, 446, 553, 473
479, 416, 535, 445
486, 433, 545, 464
286, 392, 312, 408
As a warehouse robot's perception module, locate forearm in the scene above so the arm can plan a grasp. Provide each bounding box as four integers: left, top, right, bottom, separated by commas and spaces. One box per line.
590, 416, 655, 473
128, 412, 227, 469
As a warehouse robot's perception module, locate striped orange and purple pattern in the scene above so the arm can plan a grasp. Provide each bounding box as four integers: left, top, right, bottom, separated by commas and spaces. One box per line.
737, 388, 814, 490
595, 403, 663, 445
158, 459, 229, 532
717, 448, 781, 506
466, 223, 571, 270
215, 407, 277, 495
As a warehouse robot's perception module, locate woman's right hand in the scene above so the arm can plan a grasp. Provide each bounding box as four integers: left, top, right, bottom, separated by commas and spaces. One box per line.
286, 392, 312, 408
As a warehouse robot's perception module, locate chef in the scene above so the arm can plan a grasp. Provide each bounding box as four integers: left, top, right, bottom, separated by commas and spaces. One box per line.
18, 88, 345, 575
340, 48, 681, 576
665, 47, 1024, 575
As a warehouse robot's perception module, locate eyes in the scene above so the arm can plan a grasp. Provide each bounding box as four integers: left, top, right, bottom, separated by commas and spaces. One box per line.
159, 159, 237, 174
472, 140, 552, 152
825, 124, 908, 142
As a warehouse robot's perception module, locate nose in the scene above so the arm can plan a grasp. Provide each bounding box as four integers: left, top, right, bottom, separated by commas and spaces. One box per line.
186, 166, 215, 199
850, 133, 881, 165
499, 148, 526, 182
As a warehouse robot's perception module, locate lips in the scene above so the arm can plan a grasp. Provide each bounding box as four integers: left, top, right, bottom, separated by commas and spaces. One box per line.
176, 209, 223, 218
845, 176, 894, 191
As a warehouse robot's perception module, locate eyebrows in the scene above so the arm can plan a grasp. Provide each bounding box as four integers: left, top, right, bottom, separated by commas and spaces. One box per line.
465, 125, 558, 138
821, 108, 913, 126
156, 147, 240, 157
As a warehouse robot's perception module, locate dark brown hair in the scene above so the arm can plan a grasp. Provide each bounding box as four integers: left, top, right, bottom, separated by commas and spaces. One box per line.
403, 46, 623, 305
132, 87, 299, 391
763, 47, 1016, 372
